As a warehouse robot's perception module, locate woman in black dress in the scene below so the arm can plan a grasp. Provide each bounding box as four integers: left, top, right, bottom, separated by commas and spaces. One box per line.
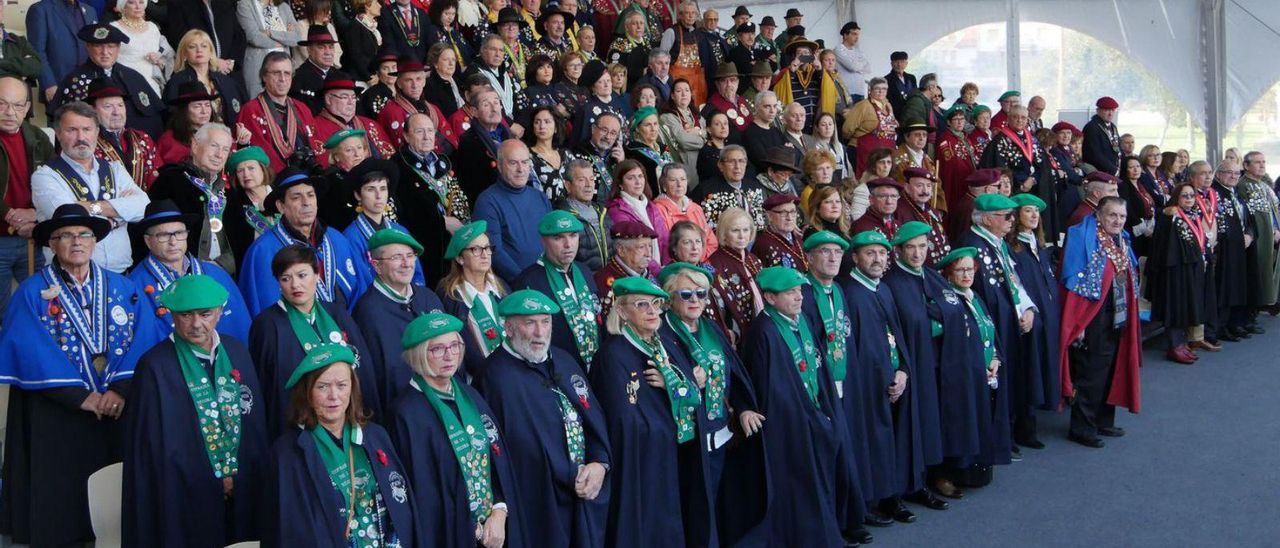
425, 0, 476, 73
522, 106, 571, 203
1147, 182, 1210, 363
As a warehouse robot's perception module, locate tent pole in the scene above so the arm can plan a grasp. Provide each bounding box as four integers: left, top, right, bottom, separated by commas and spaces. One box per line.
1201, 0, 1225, 163
1006, 0, 1021, 92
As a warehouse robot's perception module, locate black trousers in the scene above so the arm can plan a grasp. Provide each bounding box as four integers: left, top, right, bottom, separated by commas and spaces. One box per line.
1067, 312, 1120, 438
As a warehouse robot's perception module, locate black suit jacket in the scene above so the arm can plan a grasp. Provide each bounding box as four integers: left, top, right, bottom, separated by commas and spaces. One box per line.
377, 5, 430, 61
453, 125, 501, 204
884, 70, 917, 118
164, 0, 246, 66
393, 147, 450, 283
289, 60, 330, 115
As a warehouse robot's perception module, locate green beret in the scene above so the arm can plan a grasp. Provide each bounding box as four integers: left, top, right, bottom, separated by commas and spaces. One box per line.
998, 90, 1021, 101
367, 228, 423, 254
496, 289, 561, 317
756, 266, 808, 293
538, 210, 583, 236
324, 128, 367, 150
612, 276, 668, 299
286, 344, 356, 389
891, 221, 933, 246
444, 221, 487, 259
943, 105, 968, 120
803, 230, 849, 251
972, 104, 991, 116
157, 274, 228, 312
936, 246, 978, 269
401, 312, 465, 349
630, 106, 658, 130
849, 230, 892, 251
226, 146, 269, 172
657, 262, 713, 285
974, 194, 1019, 212
1011, 193, 1047, 211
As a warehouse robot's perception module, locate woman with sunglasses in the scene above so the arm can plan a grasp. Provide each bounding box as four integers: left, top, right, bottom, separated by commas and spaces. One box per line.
437, 222, 509, 381
1147, 182, 1212, 363
589, 276, 718, 548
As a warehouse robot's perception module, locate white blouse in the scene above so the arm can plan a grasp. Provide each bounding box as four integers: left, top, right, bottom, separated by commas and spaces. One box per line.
112, 21, 175, 95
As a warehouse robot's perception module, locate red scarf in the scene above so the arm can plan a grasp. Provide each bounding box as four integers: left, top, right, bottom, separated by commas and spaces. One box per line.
258, 96, 298, 158
998, 126, 1035, 164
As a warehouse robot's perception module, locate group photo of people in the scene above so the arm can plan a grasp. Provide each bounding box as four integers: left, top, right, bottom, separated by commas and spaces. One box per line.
0, 0, 1274, 545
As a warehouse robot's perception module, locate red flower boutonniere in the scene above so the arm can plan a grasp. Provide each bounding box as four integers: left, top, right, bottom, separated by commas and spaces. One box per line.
48, 302, 62, 316
580, 395, 591, 410
342, 331, 350, 343
798, 360, 807, 372
144, 285, 155, 295
828, 332, 836, 343
156, 307, 169, 316
490, 442, 501, 457
376, 449, 388, 466
230, 369, 242, 383
484, 327, 498, 340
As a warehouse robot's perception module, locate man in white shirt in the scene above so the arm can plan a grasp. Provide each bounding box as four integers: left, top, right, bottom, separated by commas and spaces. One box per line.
832, 22, 870, 102
32, 101, 149, 273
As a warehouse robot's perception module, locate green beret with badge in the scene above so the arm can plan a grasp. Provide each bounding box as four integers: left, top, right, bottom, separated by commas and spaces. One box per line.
891, 221, 933, 246
323, 128, 367, 150
402, 311, 465, 349
497, 289, 561, 317
756, 266, 809, 293
850, 230, 892, 251
611, 276, 668, 299
1011, 193, 1047, 211
227, 146, 270, 173
286, 344, 357, 389
444, 220, 488, 259
367, 229, 423, 254
538, 210, 584, 235
998, 90, 1020, 102
657, 262, 713, 285
936, 246, 979, 269
803, 230, 850, 251
157, 274, 229, 312
974, 194, 1019, 212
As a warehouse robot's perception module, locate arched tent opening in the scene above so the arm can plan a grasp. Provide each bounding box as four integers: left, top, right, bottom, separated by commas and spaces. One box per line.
1224, 81, 1280, 163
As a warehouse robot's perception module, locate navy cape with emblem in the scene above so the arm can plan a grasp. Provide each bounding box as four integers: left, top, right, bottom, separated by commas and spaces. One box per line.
588, 332, 718, 548
248, 301, 380, 437
387, 379, 526, 548
266, 423, 419, 547
511, 260, 600, 369
941, 288, 1008, 466
352, 284, 445, 413
954, 229, 1017, 454
238, 223, 371, 317
738, 309, 856, 547
1011, 241, 1062, 411
881, 264, 948, 467
123, 337, 269, 547
341, 218, 428, 287
476, 345, 611, 548
127, 257, 252, 343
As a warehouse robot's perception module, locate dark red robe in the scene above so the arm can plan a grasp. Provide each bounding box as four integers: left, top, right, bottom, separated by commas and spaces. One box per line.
1057, 261, 1142, 412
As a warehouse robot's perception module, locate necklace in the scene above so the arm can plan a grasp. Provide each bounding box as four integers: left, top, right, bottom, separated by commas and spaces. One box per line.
119, 17, 148, 31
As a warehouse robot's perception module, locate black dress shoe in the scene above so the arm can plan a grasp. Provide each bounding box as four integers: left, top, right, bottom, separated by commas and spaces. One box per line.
1219, 331, 1242, 342
1015, 437, 1046, 449
863, 513, 893, 528
1069, 433, 1105, 448
845, 528, 874, 545
1098, 426, 1126, 437
880, 499, 917, 523
904, 489, 950, 510
1231, 327, 1253, 339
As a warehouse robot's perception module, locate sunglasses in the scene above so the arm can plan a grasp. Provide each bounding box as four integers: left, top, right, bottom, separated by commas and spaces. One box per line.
673, 288, 709, 302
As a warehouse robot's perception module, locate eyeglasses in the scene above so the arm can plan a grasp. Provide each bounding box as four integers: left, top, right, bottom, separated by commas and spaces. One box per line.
626, 297, 665, 312
328, 92, 357, 101
426, 341, 464, 358
50, 230, 95, 242
998, 212, 1015, 220
951, 267, 976, 274
1178, 192, 1197, 198
375, 253, 415, 264
146, 229, 189, 243
769, 209, 799, 217
811, 247, 843, 257
0, 100, 29, 112
463, 245, 494, 255
871, 193, 900, 199
673, 288, 708, 302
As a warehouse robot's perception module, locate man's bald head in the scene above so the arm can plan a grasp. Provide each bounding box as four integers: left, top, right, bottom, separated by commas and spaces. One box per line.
0, 76, 30, 134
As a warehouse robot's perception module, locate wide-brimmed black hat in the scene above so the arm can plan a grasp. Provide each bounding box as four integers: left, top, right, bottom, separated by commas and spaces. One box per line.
265, 167, 329, 214
298, 25, 339, 46
343, 158, 400, 195
537, 3, 572, 34
784, 8, 803, 19
491, 7, 527, 30
165, 81, 220, 106
135, 199, 199, 233
34, 204, 111, 247
733, 6, 751, 17
85, 78, 125, 102
783, 34, 819, 56
368, 50, 399, 75
580, 59, 608, 87
761, 147, 800, 173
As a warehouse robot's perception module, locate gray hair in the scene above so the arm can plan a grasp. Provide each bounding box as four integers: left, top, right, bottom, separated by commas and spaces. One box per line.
1084, 178, 1112, 196
721, 144, 747, 159
867, 76, 888, 89
1188, 160, 1210, 174
566, 158, 593, 178
1244, 150, 1264, 166
193, 122, 232, 145
659, 162, 687, 186
648, 49, 672, 63
53, 102, 99, 131
754, 91, 778, 107
1097, 195, 1127, 213
1216, 158, 1239, 172
1007, 105, 1029, 116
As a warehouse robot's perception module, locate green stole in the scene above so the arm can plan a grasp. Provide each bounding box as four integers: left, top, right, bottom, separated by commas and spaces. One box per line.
310, 423, 381, 546
466, 286, 504, 355
173, 336, 243, 479
283, 301, 345, 351
852, 269, 902, 370
412, 375, 494, 523
665, 314, 727, 420
765, 306, 821, 408
623, 325, 700, 443
541, 257, 600, 363
806, 273, 849, 383
956, 286, 997, 366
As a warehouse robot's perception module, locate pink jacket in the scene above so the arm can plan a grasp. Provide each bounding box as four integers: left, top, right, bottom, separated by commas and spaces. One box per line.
652, 195, 719, 261
606, 195, 671, 265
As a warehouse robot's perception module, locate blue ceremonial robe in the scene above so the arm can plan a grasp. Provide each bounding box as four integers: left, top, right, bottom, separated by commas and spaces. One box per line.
387, 381, 526, 548
0, 264, 160, 546
589, 333, 718, 548
475, 346, 611, 548
437, 287, 500, 382
266, 423, 419, 548
341, 216, 428, 287
238, 222, 371, 317
881, 264, 947, 467
127, 255, 252, 343
1012, 241, 1062, 411
511, 260, 600, 369
943, 289, 1009, 466
837, 273, 926, 501
123, 337, 269, 547
955, 229, 1017, 453
738, 310, 855, 547
352, 284, 445, 415
248, 301, 381, 437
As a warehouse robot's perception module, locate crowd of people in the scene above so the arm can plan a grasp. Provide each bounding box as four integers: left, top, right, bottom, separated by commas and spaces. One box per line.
0, 0, 1274, 546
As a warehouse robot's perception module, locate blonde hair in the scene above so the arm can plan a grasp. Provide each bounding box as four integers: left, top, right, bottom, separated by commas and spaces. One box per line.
714, 207, 756, 247
436, 258, 509, 303
175, 30, 217, 72
604, 294, 667, 335
660, 266, 710, 294
401, 332, 466, 378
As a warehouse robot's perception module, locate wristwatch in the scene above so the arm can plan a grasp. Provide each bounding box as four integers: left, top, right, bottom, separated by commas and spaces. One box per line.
88, 202, 103, 217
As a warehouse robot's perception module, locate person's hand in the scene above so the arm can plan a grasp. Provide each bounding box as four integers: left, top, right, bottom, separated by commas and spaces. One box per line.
98, 390, 126, 419
223, 477, 235, 498
16, 222, 34, 238
478, 508, 506, 548
988, 357, 1001, 379
554, 104, 569, 118
235, 124, 252, 145
574, 462, 607, 500
444, 216, 464, 233
1019, 309, 1035, 333
5, 207, 35, 227
692, 366, 706, 389
643, 367, 665, 388
1245, 234, 1254, 248
1020, 177, 1035, 192
145, 52, 162, 65
738, 410, 765, 436
80, 391, 104, 419
44, 86, 57, 102
888, 370, 908, 402
610, 141, 625, 162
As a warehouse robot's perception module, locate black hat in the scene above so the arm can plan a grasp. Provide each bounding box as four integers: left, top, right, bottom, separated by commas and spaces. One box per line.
265, 167, 329, 214
759, 16, 777, 28
891, 51, 909, 61
491, 7, 527, 30
784, 8, 803, 19
734, 23, 756, 35
78, 23, 129, 44
761, 147, 799, 173
537, 3, 572, 34
85, 78, 125, 102
841, 22, 861, 34
298, 25, 339, 46
733, 5, 751, 17
165, 81, 220, 106
580, 59, 608, 87
368, 49, 399, 75
34, 204, 112, 247
343, 158, 400, 195
135, 199, 199, 233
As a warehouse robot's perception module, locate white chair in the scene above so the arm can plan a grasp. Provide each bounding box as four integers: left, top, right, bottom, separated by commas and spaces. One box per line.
39, 126, 54, 146
87, 462, 123, 548
224, 542, 261, 548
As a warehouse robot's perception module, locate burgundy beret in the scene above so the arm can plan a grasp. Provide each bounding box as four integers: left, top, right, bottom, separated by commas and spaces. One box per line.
1084, 171, 1120, 184
1051, 121, 1081, 135
763, 193, 801, 211
1095, 96, 1119, 110
964, 168, 1000, 187
610, 221, 658, 239
866, 177, 903, 190
902, 167, 935, 181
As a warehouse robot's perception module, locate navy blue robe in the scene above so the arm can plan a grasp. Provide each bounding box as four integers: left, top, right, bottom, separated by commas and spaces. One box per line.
266, 423, 419, 547
881, 264, 947, 467
589, 333, 718, 548
511, 261, 600, 370
942, 290, 1010, 466
476, 346, 611, 548
738, 310, 854, 547
837, 275, 926, 500
248, 301, 380, 437
1012, 241, 1062, 411
123, 338, 269, 547
126, 257, 253, 344
954, 229, 1017, 453
437, 287, 500, 382
387, 381, 526, 548
352, 285, 445, 413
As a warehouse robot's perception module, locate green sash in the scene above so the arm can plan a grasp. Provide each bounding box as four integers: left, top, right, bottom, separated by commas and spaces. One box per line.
623, 325, 700, 443
173, 336, 242, 479
665, 314, 727, 421
552, 385, 586, 465
467, 290, 504, 355
413, 375, 494, 523
806, 274, 849, 383
283, 301, 345, 352
541, 257, 600, 363
959, 288, 997, 366
766, 306, 821, 408
310, 423, 382, 547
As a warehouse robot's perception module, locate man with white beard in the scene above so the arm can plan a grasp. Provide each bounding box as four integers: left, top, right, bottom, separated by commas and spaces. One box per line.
476, 289, 612, 548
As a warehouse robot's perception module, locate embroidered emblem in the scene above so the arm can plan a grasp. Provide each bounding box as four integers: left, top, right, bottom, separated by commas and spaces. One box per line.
239, 383, 254, 415
139, 92, 150, 107
388, 471, 408, 503
111, 305, 128, 326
